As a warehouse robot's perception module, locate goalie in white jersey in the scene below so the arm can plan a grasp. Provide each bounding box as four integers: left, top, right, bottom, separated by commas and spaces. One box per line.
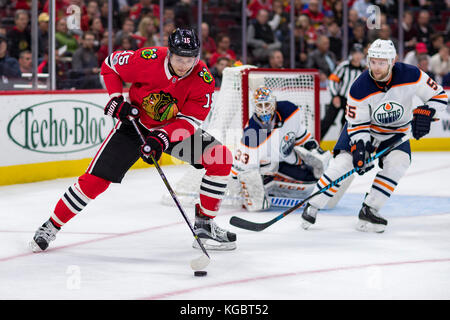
231, 87, 332, 211
301, 39, 448, 233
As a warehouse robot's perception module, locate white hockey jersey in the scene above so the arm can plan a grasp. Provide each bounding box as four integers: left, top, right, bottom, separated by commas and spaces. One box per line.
345, 62, 448, 144
232, 101, 316, 175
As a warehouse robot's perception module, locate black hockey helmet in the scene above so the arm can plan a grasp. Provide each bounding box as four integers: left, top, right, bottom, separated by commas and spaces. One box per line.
168, 28, 200, 57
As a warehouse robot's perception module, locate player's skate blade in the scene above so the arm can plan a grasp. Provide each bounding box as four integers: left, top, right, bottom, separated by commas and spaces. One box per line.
192, 238, 236, 251
301, 203, 318, 230
29, 220, 60, 252
356, 204, 387, 233
193, 204, 236, 251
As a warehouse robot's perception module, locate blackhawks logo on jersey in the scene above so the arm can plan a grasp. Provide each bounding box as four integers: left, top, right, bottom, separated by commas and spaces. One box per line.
373, 101, 404, 124
141, 48, 158, 60
198, 67, 213, 84
142, 91, 179, 121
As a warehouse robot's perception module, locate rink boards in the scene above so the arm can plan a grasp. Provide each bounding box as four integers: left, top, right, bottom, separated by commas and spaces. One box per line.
0, 88, 449, 185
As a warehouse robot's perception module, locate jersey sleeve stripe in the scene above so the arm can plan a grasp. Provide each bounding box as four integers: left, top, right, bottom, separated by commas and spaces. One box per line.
295, 132, 311, 146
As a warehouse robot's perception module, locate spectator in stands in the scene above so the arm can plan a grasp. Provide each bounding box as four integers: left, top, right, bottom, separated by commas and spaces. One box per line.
397, 11, 418, 54
18, 50, 32, 74
430, 46, 450, 85
349, 22, 368, 53
247, 9, 282, 65
428, 33, 445, 57
415, 10, 434, 48
327, 19, 342, 61
55, 17, 79, 56
208, 34, 236, 68
331, 0, 343, 26
417, 54, 436, 81
38, 13, 49, 59
162, 21, 175, 37
270, 0, 290, 54
247, 0, 272, 20
117, 34, 135, 51
129, 0, 160, 23
404, 42, 430, 66
267, 49, 284, 68
284, 0, 305, 17
89, 17, 104, 50
7, 9, 31, 60
378, 23, 399, 50
114, 17, 138, 50
174, 0, 193, 27
81, 0, 100, 32
210, 56, 230, 89
135, 16, 160, 48
71, 31, 102, 89
201, 22, 216, 65
0, 34, 21, 89
307, 35, 336, 85
301, 0, 325, 27
295, 14, 317, 49
97, 31, 110, 66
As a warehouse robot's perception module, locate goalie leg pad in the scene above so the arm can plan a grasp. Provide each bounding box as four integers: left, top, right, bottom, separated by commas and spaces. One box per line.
309, 152, 354, 210
238, 169, 269, 211
364, 150, 410, 211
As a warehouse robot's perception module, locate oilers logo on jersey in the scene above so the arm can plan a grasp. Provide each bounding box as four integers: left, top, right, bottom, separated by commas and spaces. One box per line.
373, 102, 404, 125
280, 132, 296, 156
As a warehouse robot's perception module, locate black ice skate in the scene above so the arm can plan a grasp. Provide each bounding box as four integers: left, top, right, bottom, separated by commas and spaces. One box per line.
356, 203, 387, 233
29, 219, 60, 252
193, 204, 236, 251
301, 203, 319, 230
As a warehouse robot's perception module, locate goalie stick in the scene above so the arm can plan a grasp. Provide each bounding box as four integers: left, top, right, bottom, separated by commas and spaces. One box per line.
128, 117, 210, 271
229, 133, 412, 232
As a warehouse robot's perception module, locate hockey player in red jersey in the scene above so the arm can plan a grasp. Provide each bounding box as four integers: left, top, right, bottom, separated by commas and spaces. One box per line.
30, 28, 236, 252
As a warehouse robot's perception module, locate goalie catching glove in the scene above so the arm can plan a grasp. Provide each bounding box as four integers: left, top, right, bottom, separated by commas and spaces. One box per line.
140, 130, 170, 163
104, 95, 139, 121
351, 140, 375, 175
411, 105, 436, 140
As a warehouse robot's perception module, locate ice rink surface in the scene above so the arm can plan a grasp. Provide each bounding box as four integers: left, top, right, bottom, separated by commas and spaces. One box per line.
1, 152, 449, 300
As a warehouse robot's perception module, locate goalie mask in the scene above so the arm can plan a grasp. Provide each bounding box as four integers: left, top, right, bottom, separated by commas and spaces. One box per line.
367, 39, 396, 82
253, 87, 276, 128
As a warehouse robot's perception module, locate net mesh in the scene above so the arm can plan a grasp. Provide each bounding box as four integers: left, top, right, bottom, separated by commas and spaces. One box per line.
162, 66, 319, 206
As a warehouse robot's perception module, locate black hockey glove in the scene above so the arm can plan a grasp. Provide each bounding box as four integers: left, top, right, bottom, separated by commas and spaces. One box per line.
140, 130, 170, 163
104, 96, 139, 121
411, 105, 436, 140
351, 140, 375, 176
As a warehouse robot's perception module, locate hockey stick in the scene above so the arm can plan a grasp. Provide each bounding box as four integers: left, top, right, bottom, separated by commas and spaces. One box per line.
128, 117, 210, 270
229, 134, 411, 232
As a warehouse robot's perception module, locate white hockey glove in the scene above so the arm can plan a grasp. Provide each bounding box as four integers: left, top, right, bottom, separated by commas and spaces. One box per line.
295, 146, 332, 179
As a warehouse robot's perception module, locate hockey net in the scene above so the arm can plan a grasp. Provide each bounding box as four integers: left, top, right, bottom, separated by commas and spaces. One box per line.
163, 65, 320, 206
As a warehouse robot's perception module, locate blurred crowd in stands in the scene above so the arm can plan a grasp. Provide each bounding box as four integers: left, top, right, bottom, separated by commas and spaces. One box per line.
0, 0, 449, 90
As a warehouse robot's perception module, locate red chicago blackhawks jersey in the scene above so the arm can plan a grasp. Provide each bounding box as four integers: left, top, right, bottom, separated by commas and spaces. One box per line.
101, 46, 215, 142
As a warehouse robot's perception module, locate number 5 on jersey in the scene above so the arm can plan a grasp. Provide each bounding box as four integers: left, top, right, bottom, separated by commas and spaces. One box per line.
346, 104, 356, 119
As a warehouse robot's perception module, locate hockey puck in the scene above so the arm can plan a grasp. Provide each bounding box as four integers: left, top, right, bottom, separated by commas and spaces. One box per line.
194, 271, 207, 277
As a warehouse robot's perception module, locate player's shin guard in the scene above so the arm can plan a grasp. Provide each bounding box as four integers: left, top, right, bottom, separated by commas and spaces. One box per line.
198, 145, 232, 217
31, 173, 111, 252
357, 150, 410, 232
51, 173, 111, 228
302, 152, 354, 228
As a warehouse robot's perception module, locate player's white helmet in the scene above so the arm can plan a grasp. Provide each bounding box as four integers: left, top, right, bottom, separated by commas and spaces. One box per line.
253, 86, 276, 124
367, 39, 397, 81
